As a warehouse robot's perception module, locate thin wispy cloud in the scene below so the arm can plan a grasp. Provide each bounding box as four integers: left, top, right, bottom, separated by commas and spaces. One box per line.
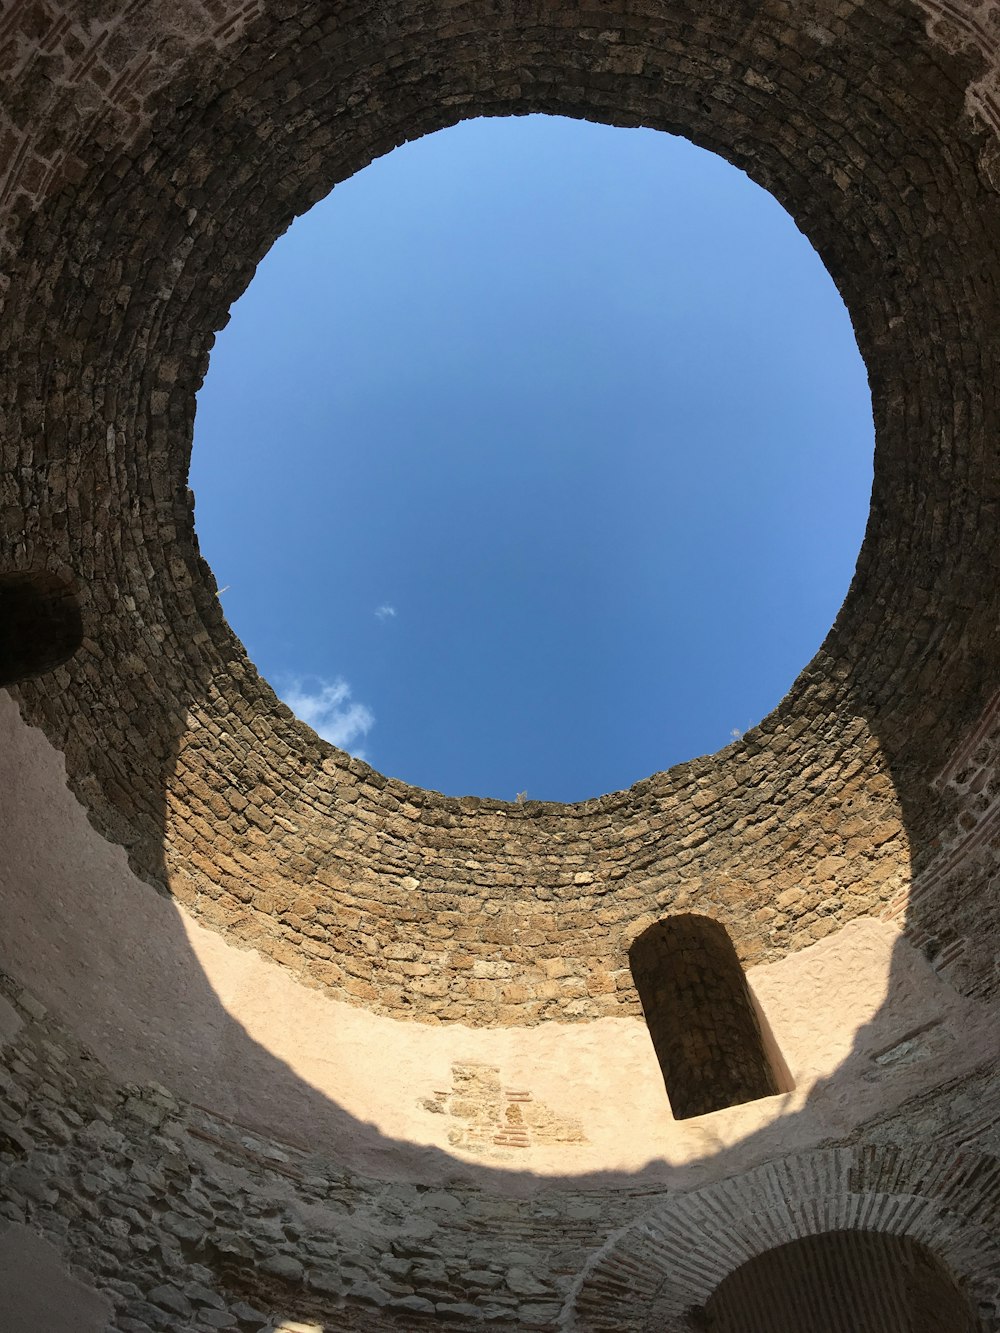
280, 676, 374, 756
374, 604, 397, 621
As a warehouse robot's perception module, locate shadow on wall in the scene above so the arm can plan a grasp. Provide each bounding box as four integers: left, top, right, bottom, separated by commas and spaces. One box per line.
0, 572, 82, 689
2, 676, 998, 1330
0, 690, 985, 1184
696, 1230, 980, 1333
2, 0, 1000, 1323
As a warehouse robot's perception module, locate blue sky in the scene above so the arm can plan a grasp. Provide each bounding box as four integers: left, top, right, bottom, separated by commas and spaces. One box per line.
190, 115, 873, 803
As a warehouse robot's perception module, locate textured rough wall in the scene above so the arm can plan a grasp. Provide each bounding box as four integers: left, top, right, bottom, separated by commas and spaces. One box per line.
0, 972, 605, 1332
703, 1231, 979, 1333
3, 964, 999, 1333
2, 0, 1000, 1329
2, 693, 999, 1330
7, 693, 996, 1180
2, 0, 999, 1028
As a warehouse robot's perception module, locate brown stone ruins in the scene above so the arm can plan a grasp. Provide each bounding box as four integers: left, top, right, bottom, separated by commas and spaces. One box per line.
1, 0, 999, 1329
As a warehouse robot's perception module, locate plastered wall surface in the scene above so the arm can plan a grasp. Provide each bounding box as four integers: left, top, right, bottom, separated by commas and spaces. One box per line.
2, 0, 1000, 1328
2, 695, 996, 1188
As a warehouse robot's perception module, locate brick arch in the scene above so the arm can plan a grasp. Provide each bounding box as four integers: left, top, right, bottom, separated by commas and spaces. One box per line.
566, 1146, 1000, 1332
702, 1230, 979, 1333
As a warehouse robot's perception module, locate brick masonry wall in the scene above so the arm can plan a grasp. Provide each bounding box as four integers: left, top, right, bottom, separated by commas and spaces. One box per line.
0, 972, 634, 1331
1, 0, 998, 1031
571, 1145, 1000, 1332
2, 695, 997, 1329
883, 685, 1000, 1000
2, 969, 998, 1332
2, 1, 1000, 1324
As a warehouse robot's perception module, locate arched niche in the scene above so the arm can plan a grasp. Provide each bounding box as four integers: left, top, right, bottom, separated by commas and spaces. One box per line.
628, 914, 783, 1119
569, 1146, 1000, 1331
0, 571, 83, 687
696, 1228, 980, 1333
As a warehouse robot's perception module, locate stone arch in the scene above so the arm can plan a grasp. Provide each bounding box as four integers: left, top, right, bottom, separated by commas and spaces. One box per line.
566, 1146, 1000, 1331
699, 1228, 979, 1333
1, 2, 1000, 1330
628, 915, 782, 1119
0, 570, 83, 687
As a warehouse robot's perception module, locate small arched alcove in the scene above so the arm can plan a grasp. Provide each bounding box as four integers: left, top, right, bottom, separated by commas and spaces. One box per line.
697, 1229, 980, 1333
628, 914, 784, 1119
0, 571, 83, 687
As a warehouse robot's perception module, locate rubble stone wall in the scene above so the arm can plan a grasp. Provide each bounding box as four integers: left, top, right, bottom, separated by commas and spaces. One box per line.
4, 0, 1000, 1029
2, 0, 999, 1328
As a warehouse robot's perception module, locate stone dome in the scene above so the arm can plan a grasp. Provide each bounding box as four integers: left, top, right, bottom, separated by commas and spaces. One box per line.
1, 0, 998, 1329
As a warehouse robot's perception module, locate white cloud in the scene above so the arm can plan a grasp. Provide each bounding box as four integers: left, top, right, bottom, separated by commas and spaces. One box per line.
374, 604, 397, 621
280, 676, 375, 756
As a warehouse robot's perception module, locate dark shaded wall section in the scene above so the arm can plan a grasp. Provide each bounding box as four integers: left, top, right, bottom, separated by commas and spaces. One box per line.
629, 915, 780, 1119
0, 571, 82, 687
701, 1229, 978, 1333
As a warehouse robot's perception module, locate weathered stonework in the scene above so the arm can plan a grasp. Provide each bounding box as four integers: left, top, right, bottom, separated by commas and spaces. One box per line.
418, 1063, 587, 1161
2, 0, 999, 1327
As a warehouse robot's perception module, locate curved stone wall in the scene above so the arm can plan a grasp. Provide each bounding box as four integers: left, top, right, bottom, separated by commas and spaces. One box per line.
2, 696, 998, 1329
6, 694, 995, 1187
1, 0, 999, 1329
3, 0, 999, 1026
570, 1144, 1000, 1331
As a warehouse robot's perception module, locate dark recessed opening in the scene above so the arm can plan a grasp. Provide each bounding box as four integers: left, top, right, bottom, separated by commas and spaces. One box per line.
0, 571, 83, 687
698, 1229, 979, 1333
629, 913, 783, 1119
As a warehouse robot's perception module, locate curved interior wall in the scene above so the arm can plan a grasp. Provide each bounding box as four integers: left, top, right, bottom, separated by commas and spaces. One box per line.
1, 0, 1000, 1330
3, 693, 999, 1331
2, 0, 1000, 1020
701, 1230, 980, 1333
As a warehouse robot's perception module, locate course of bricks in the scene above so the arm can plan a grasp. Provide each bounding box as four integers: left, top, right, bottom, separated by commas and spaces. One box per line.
4, 0, 1000, 1030
570, 1145, 1000, 1330
2, 0, 999, 1327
